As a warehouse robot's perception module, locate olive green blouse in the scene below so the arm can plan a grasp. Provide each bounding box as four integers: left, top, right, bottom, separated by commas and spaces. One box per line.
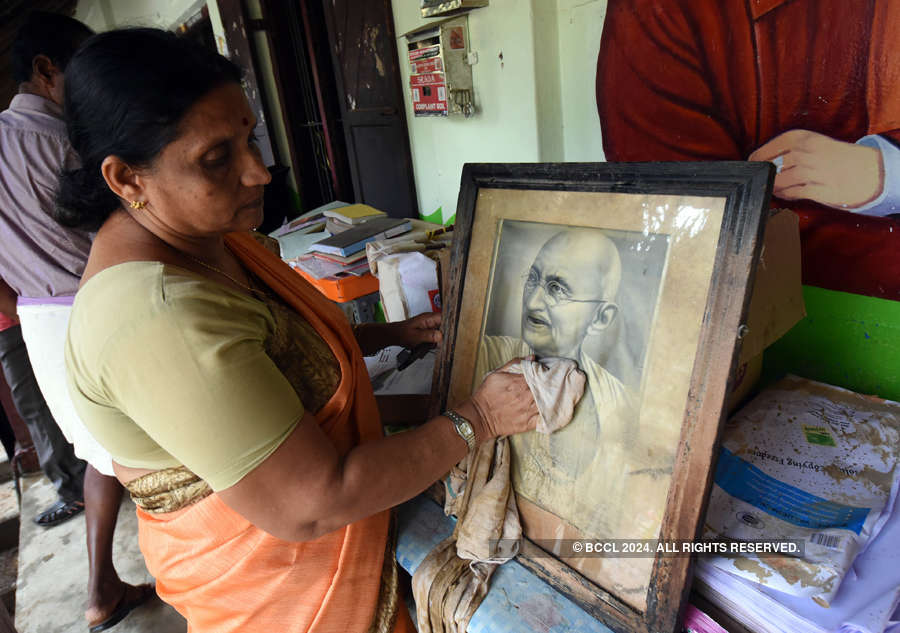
66, 261, 339, 491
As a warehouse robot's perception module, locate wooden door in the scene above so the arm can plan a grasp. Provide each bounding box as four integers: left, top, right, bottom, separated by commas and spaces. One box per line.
259, 0, 353, 209
322, 0, 419, 218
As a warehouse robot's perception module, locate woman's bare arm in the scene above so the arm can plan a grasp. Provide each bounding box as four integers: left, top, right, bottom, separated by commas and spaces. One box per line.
217, 369, 537, 541
353, 312, 441, 357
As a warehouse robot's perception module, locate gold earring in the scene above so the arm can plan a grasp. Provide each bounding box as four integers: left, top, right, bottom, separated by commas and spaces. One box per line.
129, 200, 146, 210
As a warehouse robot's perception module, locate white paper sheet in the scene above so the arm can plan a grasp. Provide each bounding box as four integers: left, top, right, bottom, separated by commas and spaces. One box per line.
697, 472, 900, 633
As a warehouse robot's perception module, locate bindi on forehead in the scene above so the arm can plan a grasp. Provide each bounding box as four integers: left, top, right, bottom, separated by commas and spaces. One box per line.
241, 116, 250, 127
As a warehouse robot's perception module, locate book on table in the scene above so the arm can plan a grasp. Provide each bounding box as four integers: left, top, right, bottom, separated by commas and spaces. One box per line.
325, 217, 355, 235
270, 200, 355, 238
295, 254, 371, 280
312, 249, 368, 265
322, 203, 386, 225
309, 217, 412, 257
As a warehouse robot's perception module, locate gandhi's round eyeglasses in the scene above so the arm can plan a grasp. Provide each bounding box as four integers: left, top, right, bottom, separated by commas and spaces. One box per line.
524, 272, 607, 307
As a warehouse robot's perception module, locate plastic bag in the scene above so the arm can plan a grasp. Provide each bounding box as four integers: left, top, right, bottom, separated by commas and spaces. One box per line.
704, 376, 900, 605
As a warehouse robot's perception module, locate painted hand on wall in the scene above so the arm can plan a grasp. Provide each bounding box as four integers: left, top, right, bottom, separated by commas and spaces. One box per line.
749, 130, 884, 210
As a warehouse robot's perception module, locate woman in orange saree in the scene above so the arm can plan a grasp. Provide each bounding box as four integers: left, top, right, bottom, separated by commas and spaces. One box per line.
56, 28, 538, 633
132, 232, 407, 633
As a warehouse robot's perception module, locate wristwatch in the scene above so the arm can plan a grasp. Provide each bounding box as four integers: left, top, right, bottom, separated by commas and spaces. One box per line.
444, 409, 476, 451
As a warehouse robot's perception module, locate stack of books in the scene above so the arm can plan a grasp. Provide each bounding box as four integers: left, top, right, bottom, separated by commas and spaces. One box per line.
294, 251, 370, 280
696, 377, 900, 633
294, 216, 413, 280
323, 204, 386, 234
269, 205, 335, 260
310, 216, 412, 257
270, 212, 326, 238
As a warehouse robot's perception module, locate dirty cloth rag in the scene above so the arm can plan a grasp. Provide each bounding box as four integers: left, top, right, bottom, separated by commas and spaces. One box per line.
412, 357, 585, 633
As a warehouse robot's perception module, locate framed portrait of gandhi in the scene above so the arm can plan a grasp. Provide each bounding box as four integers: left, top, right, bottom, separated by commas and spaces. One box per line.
432, 163, 774, 633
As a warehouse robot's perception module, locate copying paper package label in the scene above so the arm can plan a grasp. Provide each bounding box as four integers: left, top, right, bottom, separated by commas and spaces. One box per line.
704, 376, 900, 604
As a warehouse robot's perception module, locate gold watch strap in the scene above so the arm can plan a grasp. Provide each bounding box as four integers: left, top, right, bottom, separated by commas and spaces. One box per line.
444, 409, 476, 450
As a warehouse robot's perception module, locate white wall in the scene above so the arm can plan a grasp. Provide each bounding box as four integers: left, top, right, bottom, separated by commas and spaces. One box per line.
74, 0, 111, 31
75, 0, 209, 30
391, 0, 608, 221
532, 0, 564, 162
393, 0, 544, 222
205, 0, 228, 56
557, 0, 607, 161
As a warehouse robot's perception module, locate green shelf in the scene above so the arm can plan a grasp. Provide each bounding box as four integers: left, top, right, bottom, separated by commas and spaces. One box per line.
762, 286, 900, 402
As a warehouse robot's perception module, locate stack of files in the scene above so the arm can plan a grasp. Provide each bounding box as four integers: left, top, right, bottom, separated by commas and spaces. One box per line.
694, 480, 900, 633
294, 251, 370, 280
275, 227, 327, 260
271, 200, 358, 239
269, 202, 352, 260
309, 217, 412, 258
270, 212, 326, 238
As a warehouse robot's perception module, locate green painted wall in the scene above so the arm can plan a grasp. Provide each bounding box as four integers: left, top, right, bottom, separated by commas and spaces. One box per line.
762, 286, 900, 402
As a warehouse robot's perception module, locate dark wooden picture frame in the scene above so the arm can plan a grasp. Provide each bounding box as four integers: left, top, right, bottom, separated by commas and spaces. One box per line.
431, 162, 774, 633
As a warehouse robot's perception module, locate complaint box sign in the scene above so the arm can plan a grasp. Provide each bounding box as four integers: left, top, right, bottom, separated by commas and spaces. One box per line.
411, 72, 448, 116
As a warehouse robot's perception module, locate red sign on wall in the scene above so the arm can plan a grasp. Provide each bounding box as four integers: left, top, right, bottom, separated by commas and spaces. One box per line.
411, 78, 448, 116
408, 45, 440, 62
448, 26, 465, 50
410, 73, 445, 87
411, 57, 443, 74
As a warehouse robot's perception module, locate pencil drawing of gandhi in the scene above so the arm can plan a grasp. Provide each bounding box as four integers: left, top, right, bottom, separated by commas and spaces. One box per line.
475, 223, 668, 539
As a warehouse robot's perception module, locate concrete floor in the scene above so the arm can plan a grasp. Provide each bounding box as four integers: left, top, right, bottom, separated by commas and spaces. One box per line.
15, 474, 186, 633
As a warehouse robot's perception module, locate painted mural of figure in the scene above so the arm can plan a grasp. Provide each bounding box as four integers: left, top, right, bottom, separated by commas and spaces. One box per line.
597, 0, 900, 300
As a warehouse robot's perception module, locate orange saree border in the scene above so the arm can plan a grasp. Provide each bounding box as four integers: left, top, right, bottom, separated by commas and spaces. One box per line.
135, 232, 403, 632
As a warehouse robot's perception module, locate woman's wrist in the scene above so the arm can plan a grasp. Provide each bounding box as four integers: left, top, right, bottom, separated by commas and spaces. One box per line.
452, 400, 491, 444
355, 315, 441, 356
353, 322, 394, 356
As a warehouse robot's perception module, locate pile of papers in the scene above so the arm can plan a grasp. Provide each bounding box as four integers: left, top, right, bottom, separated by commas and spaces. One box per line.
697, 377, 900, 633
270, 202, 417, 280
270, 201, 345, 260
695, 510, 900, 633
308, 216, 413, 258
293, 251, 371, 280
294, 216, 413, 280
269, 201, 454, 321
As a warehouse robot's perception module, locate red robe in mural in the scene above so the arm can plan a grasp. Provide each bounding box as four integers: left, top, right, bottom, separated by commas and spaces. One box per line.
597, 0, 900, 300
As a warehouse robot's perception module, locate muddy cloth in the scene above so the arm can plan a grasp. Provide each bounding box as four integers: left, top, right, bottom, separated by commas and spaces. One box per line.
412, 358, 585, 633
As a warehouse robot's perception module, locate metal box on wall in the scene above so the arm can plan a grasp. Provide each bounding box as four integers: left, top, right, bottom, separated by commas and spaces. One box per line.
419, 0, 488, 18
404, 15, 475, 118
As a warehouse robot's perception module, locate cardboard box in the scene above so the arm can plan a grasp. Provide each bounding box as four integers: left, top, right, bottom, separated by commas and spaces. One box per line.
728, 209, 806, 409
738, 209, 806, 363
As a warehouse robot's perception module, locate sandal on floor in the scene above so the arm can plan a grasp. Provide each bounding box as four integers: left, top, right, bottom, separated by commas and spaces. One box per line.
33, 499, 85, 528
88, 583, 157, 633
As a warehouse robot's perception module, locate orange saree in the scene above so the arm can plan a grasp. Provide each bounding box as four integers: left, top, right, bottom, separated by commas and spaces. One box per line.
135, 232, 415, 633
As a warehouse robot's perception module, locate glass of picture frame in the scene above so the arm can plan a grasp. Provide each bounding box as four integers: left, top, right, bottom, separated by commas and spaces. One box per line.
431, 161, 774, 633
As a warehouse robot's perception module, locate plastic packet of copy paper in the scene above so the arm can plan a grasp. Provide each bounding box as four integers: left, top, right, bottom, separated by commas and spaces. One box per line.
703, 376, 900, 606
